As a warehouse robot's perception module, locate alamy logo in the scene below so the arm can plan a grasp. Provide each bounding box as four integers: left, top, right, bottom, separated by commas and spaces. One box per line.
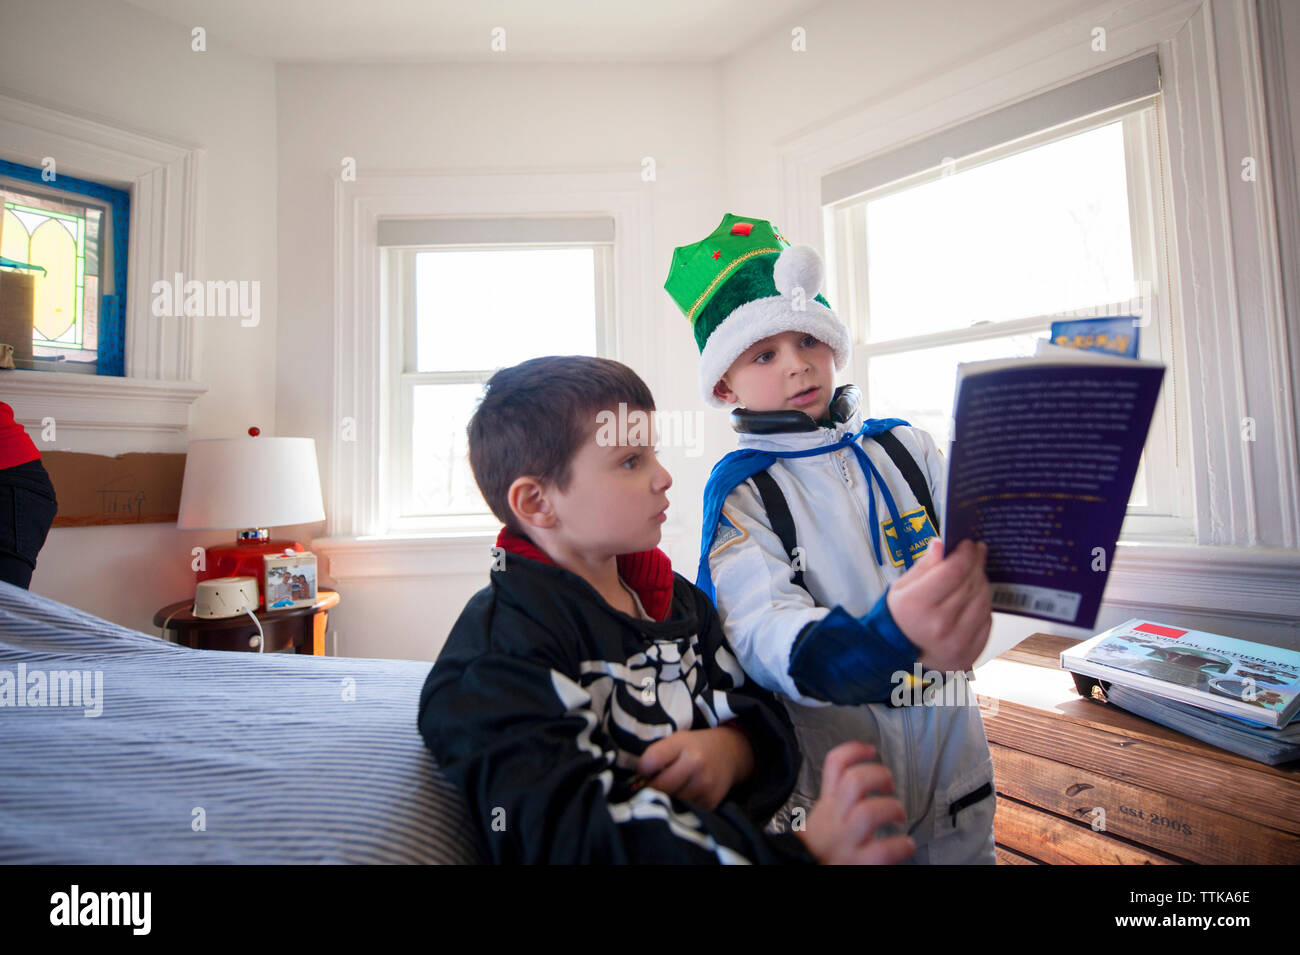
889, 664, 995, 712
151, 272, 260, 327
49, 885, 151, 935
0, 664, 102, 717
594, 402, 703, 458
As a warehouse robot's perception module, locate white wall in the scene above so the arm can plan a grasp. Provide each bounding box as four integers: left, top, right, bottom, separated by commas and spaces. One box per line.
0, 0, 279, 635
275, 62, 725, 660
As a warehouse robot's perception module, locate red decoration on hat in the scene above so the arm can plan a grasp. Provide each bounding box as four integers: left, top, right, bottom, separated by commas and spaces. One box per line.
730, 222, 754, 236
712, 250, 722, 259
248, 426, 260, 436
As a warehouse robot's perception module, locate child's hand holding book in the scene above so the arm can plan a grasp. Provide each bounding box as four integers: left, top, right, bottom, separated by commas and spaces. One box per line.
886, 538, 992, 673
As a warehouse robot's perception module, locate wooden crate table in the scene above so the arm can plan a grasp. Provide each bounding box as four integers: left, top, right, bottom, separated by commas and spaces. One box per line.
974, 633, 1300, 864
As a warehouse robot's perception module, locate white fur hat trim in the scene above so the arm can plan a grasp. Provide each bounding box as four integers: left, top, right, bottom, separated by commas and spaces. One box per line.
698, 296, 852, 409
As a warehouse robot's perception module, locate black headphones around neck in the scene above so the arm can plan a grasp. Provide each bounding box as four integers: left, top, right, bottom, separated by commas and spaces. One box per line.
730, 384, 862, 435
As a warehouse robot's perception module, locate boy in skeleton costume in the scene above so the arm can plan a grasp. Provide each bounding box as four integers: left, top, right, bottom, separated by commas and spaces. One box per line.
419, 356, 915, 865
666, 214, 998, 864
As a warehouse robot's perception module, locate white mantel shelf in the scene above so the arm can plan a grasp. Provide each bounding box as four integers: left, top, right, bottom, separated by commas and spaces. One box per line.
2, 369, 207, 434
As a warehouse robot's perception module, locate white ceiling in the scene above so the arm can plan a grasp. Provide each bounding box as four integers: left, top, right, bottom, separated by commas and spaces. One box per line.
121, 0, 826, 63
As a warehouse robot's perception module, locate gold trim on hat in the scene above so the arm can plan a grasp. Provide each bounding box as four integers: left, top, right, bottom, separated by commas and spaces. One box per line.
687, 246, 781, 322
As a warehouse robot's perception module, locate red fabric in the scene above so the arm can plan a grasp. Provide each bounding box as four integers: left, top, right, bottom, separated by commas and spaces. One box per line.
0, 402, 40, 469
494, 527, 675, 623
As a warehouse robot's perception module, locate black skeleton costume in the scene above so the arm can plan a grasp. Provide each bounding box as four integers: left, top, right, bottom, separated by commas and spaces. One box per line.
418, 528, 817, 864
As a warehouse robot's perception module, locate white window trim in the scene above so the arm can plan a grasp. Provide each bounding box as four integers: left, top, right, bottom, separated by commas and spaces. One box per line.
310, 524, 690, 582
314, 169, 658, 577
1258, 0, 1300, 450
1117, 101, 1194, 539
776, 0, 1298, 627
384, 242, 615, 534
0, 90, 208, 442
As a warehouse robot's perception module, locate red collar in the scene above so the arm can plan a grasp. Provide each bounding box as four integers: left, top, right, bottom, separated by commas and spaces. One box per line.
494, 528, 675, 622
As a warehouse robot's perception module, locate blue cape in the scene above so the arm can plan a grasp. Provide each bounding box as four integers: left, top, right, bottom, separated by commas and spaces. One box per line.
695, 418, 913, 602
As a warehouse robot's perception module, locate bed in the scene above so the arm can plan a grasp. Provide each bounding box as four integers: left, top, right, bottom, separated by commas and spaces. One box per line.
0, 580, 483, 864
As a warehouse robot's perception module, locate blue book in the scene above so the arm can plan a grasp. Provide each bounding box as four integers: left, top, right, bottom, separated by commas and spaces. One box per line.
1049, 316, 1141, 358
943, 347, 1165, 629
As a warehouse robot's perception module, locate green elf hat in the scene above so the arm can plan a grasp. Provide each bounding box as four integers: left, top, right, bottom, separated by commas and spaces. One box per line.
664, 213, 851, 409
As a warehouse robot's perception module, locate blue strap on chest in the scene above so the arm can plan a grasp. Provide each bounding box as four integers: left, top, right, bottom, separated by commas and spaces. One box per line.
695, 417, 911, 601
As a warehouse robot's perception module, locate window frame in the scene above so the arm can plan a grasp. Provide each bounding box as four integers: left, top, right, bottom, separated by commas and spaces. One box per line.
0, 160, 130, 375
381, 240, 616, 534
322, 169, 653, 547
825, 97, 1193, 542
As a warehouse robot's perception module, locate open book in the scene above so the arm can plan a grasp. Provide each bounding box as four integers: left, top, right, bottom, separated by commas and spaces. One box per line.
942, 342, 1165, 629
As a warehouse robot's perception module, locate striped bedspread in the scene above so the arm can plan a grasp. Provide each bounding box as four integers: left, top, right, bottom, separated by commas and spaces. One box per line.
0, 581, 483, 864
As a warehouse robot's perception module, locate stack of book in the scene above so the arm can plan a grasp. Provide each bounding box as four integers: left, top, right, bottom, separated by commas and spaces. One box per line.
1061, 619, 1300, 765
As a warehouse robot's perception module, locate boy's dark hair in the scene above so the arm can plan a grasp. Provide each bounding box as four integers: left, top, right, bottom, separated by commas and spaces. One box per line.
467, 356, 656, 536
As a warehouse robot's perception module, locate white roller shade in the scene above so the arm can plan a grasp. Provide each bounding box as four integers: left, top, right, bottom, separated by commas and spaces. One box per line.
376, 216, 615, 247
822, 52, 1161, 205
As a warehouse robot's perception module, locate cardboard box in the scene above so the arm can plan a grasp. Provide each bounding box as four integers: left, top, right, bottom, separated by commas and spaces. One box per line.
0, 270, 35, 362
41, 451, 187, 527
979, 634, 1300, 864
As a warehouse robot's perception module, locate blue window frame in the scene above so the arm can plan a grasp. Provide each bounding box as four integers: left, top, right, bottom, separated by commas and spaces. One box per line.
0, 157, 129, 376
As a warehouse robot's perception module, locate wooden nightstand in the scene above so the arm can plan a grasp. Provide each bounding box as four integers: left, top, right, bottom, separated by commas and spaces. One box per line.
153, 590, 340, 655
976, 633, 1300, 864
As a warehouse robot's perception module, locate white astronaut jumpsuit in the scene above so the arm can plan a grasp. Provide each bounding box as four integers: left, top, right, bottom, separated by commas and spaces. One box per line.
705, 407, 997, 864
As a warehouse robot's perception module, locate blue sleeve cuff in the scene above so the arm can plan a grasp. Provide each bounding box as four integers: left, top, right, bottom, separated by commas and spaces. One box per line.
787, 588, 920, 705
862, 585, 919, 663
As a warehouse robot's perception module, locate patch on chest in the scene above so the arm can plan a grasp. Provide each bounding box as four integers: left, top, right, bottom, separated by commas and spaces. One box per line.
881, 506, 937, 567
708, 507, 748, 558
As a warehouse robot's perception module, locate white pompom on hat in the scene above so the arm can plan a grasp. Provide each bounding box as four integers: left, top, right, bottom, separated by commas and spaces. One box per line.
772, 243, 825, 299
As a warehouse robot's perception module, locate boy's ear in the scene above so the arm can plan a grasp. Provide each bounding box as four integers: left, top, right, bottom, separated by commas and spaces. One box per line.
713, 377, 739, 405
507, 476, 557, 530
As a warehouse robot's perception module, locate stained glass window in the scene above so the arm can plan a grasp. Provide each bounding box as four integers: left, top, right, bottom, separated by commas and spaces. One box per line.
1, 196, 101, 358
0, 159, 129, 376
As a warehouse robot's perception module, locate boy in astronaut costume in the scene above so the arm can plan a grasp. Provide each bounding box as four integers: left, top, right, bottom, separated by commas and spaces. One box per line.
665, 213, 998, 863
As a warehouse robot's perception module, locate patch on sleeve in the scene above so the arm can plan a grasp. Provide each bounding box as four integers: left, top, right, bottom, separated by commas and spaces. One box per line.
709, 507, 748, 558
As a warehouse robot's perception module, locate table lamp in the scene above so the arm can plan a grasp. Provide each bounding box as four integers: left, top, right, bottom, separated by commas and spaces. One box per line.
176, 430, 326, 592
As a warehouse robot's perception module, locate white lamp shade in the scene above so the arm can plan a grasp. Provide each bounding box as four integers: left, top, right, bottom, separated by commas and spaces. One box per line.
177, 437, 326, 531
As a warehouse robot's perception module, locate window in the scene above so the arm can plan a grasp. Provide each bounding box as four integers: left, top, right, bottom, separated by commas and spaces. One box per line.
381, 218, 615, 533
824, 55, 1189, 539
0, 158, 129, 376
